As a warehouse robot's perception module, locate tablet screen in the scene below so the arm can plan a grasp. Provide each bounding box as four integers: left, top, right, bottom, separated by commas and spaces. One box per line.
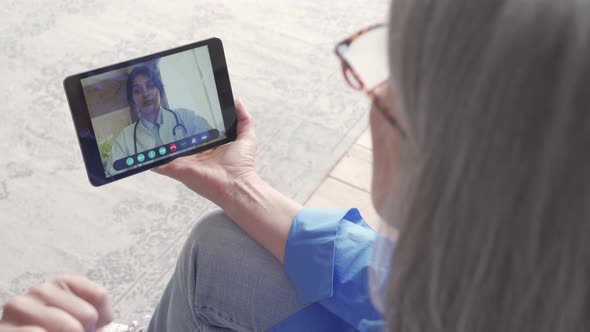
80, 45, 226, 178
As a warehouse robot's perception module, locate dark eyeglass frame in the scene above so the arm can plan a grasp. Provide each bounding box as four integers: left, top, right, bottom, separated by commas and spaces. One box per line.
334, 24, 406, 138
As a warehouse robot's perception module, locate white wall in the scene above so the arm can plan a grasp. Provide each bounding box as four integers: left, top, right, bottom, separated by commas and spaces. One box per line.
158, 47, 225, 134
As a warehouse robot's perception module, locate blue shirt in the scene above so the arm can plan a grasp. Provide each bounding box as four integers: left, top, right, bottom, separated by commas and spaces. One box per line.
270, 208, 387, 331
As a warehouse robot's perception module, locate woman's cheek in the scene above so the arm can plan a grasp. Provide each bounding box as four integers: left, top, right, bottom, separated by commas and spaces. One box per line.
370, 107, 388, 213
369, 105, 402, 216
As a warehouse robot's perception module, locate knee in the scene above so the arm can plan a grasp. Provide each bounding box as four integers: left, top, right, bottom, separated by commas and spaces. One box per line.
174, 209, 243, 289
183, 209, 244, 258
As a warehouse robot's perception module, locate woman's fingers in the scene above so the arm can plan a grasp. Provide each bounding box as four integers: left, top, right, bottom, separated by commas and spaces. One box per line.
154, 98, 255, 178
51, 275, 113, 328
2, 295, 85, 332
152, 154, 192, 178
27, 282, 99, 331
0, 325, 46, 332
1, 276, 112, 332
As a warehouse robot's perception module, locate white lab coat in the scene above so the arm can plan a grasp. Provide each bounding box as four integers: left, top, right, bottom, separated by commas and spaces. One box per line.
106, 107, 211, 176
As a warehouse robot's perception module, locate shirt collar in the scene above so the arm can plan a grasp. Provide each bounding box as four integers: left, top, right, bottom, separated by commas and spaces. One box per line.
139, 106, 165, 130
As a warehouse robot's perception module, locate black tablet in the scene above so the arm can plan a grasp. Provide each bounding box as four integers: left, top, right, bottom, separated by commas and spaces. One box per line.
64, 38, 237, 187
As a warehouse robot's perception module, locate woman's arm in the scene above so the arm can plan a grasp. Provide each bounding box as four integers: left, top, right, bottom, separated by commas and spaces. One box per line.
222, 174, 301, 264
155, 100, 301, 263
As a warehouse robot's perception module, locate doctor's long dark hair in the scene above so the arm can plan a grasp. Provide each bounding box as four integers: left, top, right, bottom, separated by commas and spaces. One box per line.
383, 0, 590, 331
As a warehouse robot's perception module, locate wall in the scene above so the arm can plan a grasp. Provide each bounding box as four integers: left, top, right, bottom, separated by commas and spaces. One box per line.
158, 47, 225, 134
91, 108, 133, 143
83, 68, 134, 142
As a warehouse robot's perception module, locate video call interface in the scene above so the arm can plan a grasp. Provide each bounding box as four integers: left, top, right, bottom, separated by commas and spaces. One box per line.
81, 46, 227, 178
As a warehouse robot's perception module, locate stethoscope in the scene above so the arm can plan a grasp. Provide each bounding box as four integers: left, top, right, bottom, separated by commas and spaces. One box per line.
133, 107, 188, 154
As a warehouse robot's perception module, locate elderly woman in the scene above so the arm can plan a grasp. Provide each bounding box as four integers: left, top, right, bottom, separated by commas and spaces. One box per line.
106, 65, 211, 175
1, 0, 588, 331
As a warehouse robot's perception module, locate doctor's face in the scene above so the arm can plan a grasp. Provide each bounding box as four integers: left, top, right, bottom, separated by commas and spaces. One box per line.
131, 74, 161, 116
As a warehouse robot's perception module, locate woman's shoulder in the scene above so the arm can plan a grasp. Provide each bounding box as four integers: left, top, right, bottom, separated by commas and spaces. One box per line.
169, 108, 209, 126
114, 121, 137, 143
170, 107, 202, 118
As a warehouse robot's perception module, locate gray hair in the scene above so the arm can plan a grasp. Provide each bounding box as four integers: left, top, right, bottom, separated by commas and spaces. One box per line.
384, 0, 590, 331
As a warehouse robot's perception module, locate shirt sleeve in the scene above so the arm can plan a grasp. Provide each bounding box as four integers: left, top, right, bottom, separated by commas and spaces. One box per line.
283, 208, 384, 330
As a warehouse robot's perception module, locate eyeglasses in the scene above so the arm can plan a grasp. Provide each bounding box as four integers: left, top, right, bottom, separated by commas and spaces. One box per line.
334, 24, 406, 137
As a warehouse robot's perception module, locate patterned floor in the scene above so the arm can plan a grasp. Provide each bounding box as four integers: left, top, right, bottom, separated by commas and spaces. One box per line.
0, 0, 390, 320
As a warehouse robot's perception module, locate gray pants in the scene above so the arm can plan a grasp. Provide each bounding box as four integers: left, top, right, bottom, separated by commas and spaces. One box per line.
147, 210, 306, 331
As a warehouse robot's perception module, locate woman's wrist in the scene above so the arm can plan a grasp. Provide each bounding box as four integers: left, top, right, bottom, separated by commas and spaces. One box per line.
214, 171, 263, 210
218, 172, 302, 263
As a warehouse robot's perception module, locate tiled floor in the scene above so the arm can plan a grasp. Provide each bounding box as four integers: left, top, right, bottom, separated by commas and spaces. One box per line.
305, 127, 381, 229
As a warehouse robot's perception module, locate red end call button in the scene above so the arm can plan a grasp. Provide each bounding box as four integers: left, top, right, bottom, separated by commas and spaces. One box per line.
169, 143, 177, 152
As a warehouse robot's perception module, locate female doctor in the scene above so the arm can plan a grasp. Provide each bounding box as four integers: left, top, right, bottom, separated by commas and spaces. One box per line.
106, 65, 211, 175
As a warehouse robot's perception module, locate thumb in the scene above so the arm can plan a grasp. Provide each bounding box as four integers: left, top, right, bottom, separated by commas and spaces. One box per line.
152, 157, 190, 179
234, 99, 255, 141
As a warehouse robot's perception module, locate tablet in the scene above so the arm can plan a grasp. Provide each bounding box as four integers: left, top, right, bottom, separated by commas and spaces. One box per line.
64, 38, 237, 186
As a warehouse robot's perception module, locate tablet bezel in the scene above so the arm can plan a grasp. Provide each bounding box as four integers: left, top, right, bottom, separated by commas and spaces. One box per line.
64, 38, 237, 187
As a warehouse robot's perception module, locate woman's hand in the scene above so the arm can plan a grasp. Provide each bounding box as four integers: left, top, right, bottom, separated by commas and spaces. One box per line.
155, 99, 257, 207
156, 99, 301, 263
0, 275, 113, 332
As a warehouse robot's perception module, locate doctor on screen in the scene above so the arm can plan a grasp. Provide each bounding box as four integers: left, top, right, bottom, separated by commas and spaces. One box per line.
106, 65, 212, 175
